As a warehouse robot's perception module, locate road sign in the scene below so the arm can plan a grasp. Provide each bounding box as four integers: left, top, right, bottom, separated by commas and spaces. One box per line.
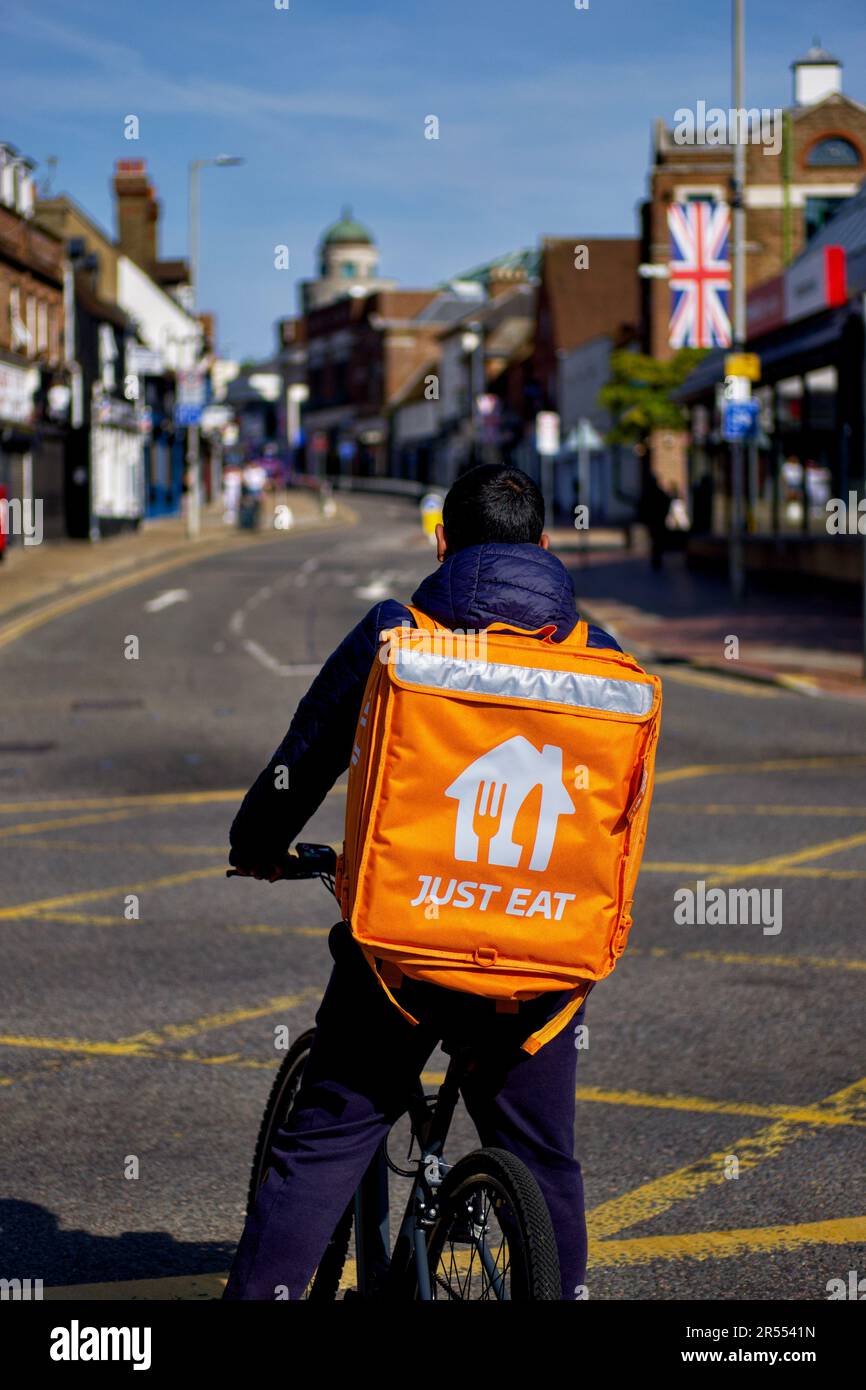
724, 352, 761, 382
535, 411, 560, 456
724, 374, 752, 403
177, 369, 207, 406
175, 403, 203, 426
567, 419, 603, 452
723, 400, 759, 441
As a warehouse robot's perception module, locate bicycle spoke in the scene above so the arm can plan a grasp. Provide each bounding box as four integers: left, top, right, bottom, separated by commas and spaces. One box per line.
431, 1183, 518, 1300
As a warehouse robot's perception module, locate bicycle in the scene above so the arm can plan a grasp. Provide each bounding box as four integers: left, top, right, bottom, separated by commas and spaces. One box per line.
227, 843, 562, 1300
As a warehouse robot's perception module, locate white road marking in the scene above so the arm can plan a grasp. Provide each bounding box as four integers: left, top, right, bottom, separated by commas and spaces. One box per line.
242, 640, 321, 679
355, 571, 395, 601
144, 589, 190, 613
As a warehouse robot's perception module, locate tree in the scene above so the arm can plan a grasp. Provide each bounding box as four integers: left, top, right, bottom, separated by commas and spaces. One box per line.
598, 347, 709, 447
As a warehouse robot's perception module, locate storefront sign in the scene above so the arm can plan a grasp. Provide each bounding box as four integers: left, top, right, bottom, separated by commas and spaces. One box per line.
535, 411, 560, 456
746, 274, 785, 338
0, 360, 38, 424
785, 245, 846, 324
747, 247, 847, 338
127, 344, 165, 376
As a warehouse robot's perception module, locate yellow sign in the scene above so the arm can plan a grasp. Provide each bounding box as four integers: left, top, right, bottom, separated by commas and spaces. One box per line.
420, 492, 444, 542
724, 352, 761, 382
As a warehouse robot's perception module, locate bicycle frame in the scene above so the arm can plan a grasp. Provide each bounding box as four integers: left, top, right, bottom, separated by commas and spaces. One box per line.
352, 1048, 469, 1301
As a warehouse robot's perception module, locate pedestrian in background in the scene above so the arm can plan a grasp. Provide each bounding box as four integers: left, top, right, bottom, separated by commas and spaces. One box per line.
640, 472, 672, 571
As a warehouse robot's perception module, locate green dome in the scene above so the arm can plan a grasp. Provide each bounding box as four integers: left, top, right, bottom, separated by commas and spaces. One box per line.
321, 206, 374, 246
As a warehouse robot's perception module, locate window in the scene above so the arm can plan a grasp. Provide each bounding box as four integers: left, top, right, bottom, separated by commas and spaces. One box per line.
49, 305, 60, 362
26, 296, 36, 357
804, 195, 848, 241
674, 184, 725, 205
341, 262, 356, 278
806, 137, 860, 168
37, 301, 48, 353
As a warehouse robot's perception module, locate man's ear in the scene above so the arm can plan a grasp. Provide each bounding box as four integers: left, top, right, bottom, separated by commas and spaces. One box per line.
435, 522, 448, 562
539, 532, 550, 550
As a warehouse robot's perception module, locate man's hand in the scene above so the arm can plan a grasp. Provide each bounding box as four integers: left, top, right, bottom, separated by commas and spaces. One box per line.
228, 865, 286, 882
228, 847, 286, 882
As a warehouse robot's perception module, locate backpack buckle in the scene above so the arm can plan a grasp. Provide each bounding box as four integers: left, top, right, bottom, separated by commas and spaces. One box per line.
474, 946, 498, 966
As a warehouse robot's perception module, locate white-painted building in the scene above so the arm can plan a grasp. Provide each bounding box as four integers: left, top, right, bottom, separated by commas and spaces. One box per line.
117, 255, 202, 371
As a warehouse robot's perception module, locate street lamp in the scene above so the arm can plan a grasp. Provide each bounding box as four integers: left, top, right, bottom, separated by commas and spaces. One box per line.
729, 0, 747, 601
186, 154, 244, 538
461, 324, 484, 466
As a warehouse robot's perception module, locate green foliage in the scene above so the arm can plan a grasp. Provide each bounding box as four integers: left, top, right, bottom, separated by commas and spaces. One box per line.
598, 348, 709, 444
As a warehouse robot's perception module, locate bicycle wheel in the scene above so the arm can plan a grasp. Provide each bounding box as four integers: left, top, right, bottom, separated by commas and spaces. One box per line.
247, 1026, 353, 1301
421, 1147, 561, 1300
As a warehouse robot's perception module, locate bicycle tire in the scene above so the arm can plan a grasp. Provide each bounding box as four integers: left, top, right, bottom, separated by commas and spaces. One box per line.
246, 1026, 353, 1300
420, 1147, 562, 1301
247, 1027, 317, 1212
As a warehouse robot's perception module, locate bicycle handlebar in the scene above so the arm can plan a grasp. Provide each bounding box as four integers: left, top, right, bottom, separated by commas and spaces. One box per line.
225, 842, 338, 881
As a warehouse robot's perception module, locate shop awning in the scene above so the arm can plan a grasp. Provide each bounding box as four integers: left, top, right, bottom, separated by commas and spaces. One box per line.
673, 304, 857, 403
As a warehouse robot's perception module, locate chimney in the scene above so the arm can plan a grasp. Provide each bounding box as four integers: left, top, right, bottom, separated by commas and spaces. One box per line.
113, 158, 158, 270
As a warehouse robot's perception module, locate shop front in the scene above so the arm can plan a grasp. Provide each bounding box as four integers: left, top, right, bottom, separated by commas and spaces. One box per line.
675, 242, 865, 584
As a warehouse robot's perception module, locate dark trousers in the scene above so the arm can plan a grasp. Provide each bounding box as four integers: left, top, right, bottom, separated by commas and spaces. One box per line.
223, 923, 589, 1301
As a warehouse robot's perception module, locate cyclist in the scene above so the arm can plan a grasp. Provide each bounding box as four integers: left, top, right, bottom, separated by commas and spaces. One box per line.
223, 463, 620, 1301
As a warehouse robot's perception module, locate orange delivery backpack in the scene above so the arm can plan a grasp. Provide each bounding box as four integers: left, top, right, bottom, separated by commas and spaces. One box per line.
334, 606, 662, 1054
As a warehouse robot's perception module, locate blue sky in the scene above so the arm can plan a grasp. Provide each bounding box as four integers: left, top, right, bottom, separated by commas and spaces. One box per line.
3, 0, 865, 358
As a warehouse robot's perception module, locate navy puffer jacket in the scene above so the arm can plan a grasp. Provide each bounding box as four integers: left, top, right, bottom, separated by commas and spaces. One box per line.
229, 542, 619, 866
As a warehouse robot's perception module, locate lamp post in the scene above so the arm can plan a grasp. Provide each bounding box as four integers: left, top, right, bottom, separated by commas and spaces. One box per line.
729, 0, 747, 601
461, 323, 484, 466
186, 155, 244, 538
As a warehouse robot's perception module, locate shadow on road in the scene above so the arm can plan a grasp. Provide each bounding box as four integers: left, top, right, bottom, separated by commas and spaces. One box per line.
1, 1199, 234, 1287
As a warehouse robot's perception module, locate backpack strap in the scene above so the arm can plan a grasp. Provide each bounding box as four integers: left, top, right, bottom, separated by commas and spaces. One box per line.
402, 603, 438, 633
358, 946, 422, 1028
404, 605, 585, 646
519, 980, 594, 1056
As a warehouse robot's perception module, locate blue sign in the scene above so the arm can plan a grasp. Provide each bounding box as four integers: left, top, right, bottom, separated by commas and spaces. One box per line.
722, 400, 759, 442
175, 403, 203, 426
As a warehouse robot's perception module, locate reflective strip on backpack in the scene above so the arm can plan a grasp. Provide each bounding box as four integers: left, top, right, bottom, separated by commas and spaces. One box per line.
393, 647, 654, 716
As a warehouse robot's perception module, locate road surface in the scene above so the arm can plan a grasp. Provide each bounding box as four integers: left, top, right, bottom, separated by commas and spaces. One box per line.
1, 495, 863, 1300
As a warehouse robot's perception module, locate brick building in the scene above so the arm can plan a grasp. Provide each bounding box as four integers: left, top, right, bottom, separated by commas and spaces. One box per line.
303, 287, 442, 476
37, 164, 202, 524
642, 45, 866, 359
531, 237, 641, 410
0, 143, 69, 546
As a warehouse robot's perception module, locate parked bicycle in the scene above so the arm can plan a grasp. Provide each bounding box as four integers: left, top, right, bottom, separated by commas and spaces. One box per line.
227, 843, 561, 1300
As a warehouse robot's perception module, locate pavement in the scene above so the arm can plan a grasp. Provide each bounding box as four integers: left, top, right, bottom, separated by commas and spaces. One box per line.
1, 493, 864, 1302
0, 487, 349, 629
551, 527, 866, 702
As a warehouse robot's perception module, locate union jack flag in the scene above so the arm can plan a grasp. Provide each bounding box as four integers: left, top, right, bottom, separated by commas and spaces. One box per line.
668, 201, 731, 349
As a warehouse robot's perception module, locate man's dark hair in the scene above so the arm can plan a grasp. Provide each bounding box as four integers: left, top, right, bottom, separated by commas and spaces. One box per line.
442, 464, 545, 552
